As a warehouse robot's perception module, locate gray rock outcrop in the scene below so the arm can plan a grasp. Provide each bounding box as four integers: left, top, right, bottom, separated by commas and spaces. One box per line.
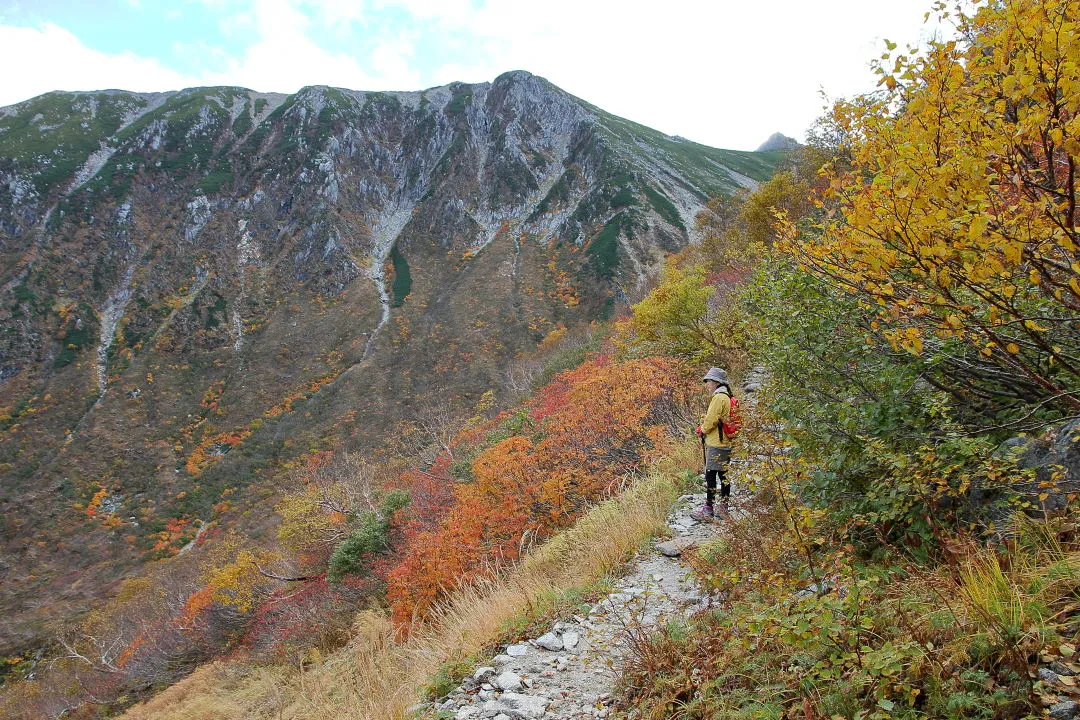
996, 420, 1080, 510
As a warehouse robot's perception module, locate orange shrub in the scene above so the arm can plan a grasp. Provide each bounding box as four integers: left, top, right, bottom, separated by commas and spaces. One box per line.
185, 429, 252, 476
387, 355, 692, 625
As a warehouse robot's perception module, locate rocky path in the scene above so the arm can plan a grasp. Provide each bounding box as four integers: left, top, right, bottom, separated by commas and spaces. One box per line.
431, 492, 744, 720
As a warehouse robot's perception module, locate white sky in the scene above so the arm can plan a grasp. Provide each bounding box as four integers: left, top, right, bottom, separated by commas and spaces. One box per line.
0, 0, 951, 150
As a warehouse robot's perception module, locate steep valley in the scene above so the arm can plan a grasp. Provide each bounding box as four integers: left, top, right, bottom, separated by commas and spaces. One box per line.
0, 70, 783, 658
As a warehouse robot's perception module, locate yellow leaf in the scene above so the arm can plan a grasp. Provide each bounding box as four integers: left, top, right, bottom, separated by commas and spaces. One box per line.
1006, 343, 1020, 354
968, 215, 990, 241
1003, 242, 1023, 264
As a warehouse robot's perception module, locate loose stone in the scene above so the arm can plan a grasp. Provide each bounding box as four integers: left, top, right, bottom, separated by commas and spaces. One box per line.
495, 671, 524, 692
535, 632, 563, 651
1050, 701, 1080, 720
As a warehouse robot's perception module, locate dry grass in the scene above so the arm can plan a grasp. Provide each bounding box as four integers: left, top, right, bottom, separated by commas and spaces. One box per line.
120, 663, 290, 719
121, 443, 697, 720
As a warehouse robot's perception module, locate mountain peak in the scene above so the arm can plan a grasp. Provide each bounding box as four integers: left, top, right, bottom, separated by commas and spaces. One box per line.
756, 132, 799, 152
494, 69, 537, 83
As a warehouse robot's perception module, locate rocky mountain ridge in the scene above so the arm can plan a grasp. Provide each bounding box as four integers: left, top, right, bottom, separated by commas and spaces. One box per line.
0, 70, 784, 655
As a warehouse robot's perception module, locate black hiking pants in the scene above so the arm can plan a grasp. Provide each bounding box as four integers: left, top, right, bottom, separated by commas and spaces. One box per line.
705, 446, 731, 507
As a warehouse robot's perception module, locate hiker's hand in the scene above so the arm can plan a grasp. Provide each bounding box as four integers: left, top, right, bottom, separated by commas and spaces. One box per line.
695, 425, 704, 438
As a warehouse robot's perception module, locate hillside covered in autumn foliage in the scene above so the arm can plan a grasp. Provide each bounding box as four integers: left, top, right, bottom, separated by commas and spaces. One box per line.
4, 1, 1080, 719
0, 327, 703, 716
0, 67, 786, 670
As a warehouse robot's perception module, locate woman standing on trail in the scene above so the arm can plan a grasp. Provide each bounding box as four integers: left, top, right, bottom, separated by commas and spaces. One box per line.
694, 367, 732, 520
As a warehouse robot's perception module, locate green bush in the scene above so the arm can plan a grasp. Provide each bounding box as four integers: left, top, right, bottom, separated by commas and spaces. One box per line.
389, 245, 412, 308
586, 213, 626, 279
743, 257, 1022, 542
642, 184, 685, 231
198, 161, 233, 194
53, 322, 94, 369
327, 490, 410, 582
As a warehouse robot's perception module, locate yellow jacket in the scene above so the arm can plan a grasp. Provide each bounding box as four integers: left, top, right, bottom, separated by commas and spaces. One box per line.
701, 390, 731, 448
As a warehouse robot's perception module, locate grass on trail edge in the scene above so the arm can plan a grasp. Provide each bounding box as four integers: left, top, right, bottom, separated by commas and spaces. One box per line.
121, 442, 700, 720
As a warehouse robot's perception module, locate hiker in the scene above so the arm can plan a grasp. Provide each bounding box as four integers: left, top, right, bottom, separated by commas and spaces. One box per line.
694, 367, 732, 520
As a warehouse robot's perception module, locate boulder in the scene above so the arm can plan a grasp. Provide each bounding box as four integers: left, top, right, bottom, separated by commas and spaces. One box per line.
995, 436, 1053, 471
484, 692, 549, 719
1053, 420, 1080, 486
995, 420, 1080, 512
656, 537, 698, 557
495, 670, 523, 692
534, 632, 563, 651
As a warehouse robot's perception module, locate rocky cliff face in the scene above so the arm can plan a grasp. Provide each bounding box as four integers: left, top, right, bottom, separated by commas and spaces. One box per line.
0, 70, 781, 653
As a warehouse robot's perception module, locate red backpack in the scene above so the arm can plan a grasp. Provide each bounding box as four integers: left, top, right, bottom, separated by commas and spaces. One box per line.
721, 391, 743, 439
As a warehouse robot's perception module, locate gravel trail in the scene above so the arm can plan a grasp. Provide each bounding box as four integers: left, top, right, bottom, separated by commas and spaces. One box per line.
432, 492, 745, 720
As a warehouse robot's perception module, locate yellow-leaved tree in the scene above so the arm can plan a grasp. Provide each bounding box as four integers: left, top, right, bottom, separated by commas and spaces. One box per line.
781, 0, 1080, 416
623, 259, 719, 362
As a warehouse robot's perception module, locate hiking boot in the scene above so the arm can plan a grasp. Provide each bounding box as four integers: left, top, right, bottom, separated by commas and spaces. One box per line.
714, 503, 731, 518
691, 505, 714, 521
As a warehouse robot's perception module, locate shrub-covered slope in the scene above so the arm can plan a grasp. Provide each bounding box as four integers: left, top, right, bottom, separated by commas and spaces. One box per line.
0, 71, 783, 661
615, 2, 1080, 717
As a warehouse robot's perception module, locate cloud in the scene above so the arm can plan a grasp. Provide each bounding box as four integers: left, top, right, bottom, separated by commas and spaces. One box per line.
385, 0, 949, 149
0, 1, 421, 108
378, 0, 474, 25
370, 32, 419, 85
304, 0, 367, 28
0, 0, 951, 149
194, 0, 420, 92
0, 23, 199, 106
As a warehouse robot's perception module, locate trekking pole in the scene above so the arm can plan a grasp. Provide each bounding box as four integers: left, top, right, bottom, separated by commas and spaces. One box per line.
700, 435, 707, 476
